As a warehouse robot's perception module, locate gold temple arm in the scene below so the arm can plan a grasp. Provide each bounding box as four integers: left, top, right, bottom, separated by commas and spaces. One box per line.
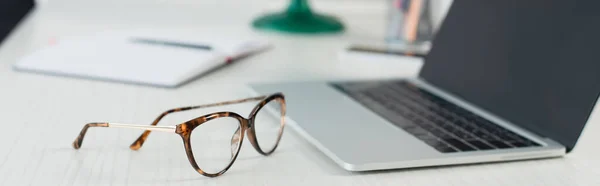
72, 122, 177, 149
109, 123, 176, 132
129, 95, 268, 150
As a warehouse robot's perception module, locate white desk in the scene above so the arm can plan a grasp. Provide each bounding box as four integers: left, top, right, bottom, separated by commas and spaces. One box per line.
0, 1, 598, 185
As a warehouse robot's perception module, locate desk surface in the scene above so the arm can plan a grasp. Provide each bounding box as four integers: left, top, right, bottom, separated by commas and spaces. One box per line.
0, 1, 599, 185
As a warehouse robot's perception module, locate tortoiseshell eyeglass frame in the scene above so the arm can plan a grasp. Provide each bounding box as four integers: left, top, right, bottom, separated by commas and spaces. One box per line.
72, 93, 286, 177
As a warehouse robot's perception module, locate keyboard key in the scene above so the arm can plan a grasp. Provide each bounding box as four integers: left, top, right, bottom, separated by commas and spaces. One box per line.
435, 145, 458, 153
405, 113, 416, 120
513, 135, 539, 146
487, 140, 512, 149
510, 141, 540, 147
493, 131, 520, 141
425, 114, 438, 121
418, 134, 441, 144
438, 122, 456, 132
430, 128, 453, 139
467, 140, 494, 150
462, 124, 479, 133
455, 131, 478, 141
411, 128, 431, 139
472, 130, 498, 141
417, 135, 456, 152
419, 123, 436, 131
509, 141, 530, 147
453, 119, 469, 127
445, 138, 476, 151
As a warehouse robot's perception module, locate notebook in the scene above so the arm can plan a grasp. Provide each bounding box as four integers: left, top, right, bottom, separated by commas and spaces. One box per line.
13, 30, 271, 88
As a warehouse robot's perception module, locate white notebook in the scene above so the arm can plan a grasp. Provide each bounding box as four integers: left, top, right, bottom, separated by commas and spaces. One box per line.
14, 30, 270, 88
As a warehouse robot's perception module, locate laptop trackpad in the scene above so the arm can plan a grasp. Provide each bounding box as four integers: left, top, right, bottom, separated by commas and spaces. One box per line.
250, 82, 440, 167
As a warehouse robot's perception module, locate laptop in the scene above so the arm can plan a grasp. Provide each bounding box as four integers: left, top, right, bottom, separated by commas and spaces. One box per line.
250, 0, 600, 171
0, 0, 33, 45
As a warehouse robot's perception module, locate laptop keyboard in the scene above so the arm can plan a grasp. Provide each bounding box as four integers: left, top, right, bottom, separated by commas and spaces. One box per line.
333, 81, 540, 153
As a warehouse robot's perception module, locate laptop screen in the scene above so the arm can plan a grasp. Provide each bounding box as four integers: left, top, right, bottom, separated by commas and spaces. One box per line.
0, 0, 34, 45
420, 0, 600, 152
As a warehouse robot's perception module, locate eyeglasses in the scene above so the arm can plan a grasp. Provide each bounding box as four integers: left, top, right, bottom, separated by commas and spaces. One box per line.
72, 93, 286, 177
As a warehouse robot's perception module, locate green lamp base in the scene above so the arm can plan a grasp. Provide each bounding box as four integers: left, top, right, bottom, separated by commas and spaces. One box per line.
252, 12, 344, 34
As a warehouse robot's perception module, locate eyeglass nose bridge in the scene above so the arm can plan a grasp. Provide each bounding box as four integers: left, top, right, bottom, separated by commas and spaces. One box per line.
230, 126, 242, 157
229, 118, 252, 157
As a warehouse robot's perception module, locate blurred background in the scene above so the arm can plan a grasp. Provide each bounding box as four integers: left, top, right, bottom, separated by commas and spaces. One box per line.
2, 0, 453, 85
2, 1, 600, 186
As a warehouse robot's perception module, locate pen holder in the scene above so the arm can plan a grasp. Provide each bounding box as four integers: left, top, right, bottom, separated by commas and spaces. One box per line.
386, 0, 435, 45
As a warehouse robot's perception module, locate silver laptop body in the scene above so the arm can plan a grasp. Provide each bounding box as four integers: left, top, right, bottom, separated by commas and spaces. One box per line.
250, 79, 565, 171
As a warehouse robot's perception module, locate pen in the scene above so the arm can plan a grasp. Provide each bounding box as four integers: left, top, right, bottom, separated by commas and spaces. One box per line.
131, 38, 212, 50
347, 45, 426, 58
